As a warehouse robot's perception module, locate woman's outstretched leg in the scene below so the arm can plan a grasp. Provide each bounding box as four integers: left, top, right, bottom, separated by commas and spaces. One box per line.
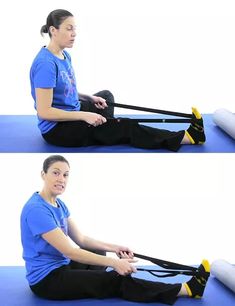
30, 259, 210, 305
42, 103, 206, 151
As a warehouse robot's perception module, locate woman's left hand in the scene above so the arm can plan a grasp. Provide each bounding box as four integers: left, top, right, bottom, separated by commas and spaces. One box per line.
115, 246, 134, 259
91, 96, 107, 109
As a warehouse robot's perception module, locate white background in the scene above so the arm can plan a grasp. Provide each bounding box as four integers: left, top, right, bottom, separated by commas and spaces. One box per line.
1, 0, 235, 114
0, 0, 234, 267
0, 153, 234, 266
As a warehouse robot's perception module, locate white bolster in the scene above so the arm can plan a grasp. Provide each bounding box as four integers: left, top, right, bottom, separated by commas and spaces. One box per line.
213, 108, 235, 139
211, 259, 235, 293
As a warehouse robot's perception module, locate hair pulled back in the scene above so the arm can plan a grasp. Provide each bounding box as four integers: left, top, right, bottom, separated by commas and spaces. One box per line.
43, 155, 70, 173
40, 9, 73, 37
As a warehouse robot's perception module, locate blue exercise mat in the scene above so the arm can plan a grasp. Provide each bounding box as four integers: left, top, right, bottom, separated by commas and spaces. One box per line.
0, 266, 234, 306
0, 114, 235, 153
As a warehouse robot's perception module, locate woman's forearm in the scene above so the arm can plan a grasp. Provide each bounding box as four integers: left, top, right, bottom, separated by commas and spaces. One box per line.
67, 246, 116, 267
37, 106, 88, 122
67, 247, 136, 276
81, 236, 118, 253
79, 93, 93, 102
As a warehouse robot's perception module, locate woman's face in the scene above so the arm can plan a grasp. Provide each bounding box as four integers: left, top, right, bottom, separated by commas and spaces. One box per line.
50, 16, 77, 49
42, 161, 70, 197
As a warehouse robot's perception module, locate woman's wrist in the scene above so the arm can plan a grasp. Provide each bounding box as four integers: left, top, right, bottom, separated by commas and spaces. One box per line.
75, 111, 88, 121
106, 257, 118, 269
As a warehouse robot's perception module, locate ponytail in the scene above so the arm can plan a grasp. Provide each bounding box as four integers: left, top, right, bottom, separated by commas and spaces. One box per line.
40, 24, 48, 36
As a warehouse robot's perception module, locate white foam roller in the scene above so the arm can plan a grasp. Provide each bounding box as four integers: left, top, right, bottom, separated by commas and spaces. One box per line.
213, 108, 235, 139
211, 259, 235, 293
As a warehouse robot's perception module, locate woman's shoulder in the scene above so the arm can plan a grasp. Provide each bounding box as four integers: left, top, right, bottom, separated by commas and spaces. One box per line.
31, 48, 57, 74
21, 192, 46, 214
33, 47, 56, 65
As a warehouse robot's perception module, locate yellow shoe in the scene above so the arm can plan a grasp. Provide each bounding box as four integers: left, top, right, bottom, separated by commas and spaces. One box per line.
186, 107, 206, 144
185, 260, 210, 298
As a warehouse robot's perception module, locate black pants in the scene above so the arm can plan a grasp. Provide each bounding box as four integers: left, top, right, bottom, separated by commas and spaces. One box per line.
42, 90, 185, 152
30, 261, 181, 305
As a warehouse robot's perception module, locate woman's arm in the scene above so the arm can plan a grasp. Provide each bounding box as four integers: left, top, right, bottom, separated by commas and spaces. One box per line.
68, 217, 134, 258
36, 88, 106, 125
79, 93, 93, 102
79, 93, 107, 109
42, 227, 136, 275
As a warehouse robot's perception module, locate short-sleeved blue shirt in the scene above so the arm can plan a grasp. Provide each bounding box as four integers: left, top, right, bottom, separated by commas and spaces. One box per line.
30, 47, 81, 134
20, 192, 71, 285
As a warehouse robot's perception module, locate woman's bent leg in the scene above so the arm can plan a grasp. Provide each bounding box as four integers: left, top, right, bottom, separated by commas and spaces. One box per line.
80, 90, 115, 118
69, 249, 106, 271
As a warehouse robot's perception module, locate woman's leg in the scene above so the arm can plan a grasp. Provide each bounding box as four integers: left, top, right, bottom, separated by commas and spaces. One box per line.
80, 91, 205, 146
42, 98, 205, 151
30, 260, 210, 304
69, 249, 107, 271
42, 119, 185, 151
30, 266, 181, 304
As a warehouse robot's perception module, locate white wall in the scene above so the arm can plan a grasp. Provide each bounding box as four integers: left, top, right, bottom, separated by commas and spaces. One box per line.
0, 153, 234, 266
1, 0, 235, 114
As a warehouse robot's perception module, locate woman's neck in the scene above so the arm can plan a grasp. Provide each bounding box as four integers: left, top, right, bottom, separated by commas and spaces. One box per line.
47, 42, 64, 59
39, 190, 57, 207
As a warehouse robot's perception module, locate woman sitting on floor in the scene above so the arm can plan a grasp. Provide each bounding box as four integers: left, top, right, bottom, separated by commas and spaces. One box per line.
30, 9, 205, 152
20, 155, 210, 305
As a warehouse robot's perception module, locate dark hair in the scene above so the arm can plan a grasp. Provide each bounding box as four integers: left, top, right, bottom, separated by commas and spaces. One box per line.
43, 155, 70, 173
40, 9, 73, 37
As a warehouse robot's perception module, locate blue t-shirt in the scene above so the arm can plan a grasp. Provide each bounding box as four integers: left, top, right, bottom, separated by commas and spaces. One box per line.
30, 47, 81, 134
20, 192, 71, 285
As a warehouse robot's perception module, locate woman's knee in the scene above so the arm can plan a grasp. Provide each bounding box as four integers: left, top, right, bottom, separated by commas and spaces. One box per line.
95, 90, 114, 103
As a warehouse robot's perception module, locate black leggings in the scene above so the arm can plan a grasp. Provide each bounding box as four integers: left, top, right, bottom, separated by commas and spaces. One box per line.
30, 261, 181, 305
42, 90, 185, 152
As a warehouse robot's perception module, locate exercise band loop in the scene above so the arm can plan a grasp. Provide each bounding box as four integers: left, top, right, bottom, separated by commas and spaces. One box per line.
133, 253, 201, 278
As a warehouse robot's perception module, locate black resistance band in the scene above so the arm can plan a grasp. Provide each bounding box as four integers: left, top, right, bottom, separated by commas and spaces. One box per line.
133, 253, 199, 278
107, 102, 193, 119
108, 117, 192, 123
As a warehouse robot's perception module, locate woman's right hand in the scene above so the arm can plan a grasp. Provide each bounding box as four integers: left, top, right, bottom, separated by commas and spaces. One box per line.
112, 258, 137, 276
83, 112, 107, 126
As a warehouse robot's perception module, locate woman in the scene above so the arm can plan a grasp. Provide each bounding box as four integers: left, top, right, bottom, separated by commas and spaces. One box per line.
20, 155, 210, 304
30, 9, 205, 152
